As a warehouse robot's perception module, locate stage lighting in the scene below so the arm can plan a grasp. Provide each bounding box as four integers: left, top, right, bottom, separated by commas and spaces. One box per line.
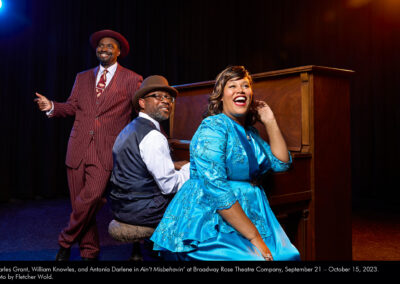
0, 0, 3, 9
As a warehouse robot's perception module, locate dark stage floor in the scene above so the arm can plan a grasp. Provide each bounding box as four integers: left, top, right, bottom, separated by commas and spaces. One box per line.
0, 198, 132, 261
0, 197, 399, 261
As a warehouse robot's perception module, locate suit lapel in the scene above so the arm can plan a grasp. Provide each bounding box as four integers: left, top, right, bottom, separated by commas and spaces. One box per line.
92, 66, 100, 88
105, 63, 121, 93
96, 64, 123, 112
89, 67, 99, 110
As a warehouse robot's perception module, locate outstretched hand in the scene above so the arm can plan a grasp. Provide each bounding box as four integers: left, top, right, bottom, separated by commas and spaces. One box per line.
34, 92, 52, 111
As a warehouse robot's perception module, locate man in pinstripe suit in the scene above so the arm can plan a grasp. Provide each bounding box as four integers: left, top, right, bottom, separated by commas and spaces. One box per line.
34, 30, 143, 261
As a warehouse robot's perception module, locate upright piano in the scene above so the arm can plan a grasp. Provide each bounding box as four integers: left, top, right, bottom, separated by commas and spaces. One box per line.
168, 65, 354, 260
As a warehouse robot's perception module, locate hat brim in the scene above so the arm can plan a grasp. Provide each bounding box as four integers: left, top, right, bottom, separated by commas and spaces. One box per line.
90, 30, 130, 58
134, 85, 178, 110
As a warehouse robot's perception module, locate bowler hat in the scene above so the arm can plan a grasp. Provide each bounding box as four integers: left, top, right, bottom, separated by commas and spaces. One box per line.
133, 75, 178, 111
90, 29, 130, 58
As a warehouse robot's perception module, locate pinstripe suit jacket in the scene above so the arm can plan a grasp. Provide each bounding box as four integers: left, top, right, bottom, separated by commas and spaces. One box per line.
52, 64, 143, 171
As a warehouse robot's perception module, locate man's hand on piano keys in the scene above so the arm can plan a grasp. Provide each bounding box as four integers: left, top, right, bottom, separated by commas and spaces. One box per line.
173, 160, 189, 170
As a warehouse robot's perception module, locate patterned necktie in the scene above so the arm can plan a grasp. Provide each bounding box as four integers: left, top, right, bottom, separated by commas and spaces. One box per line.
95, 69, 108, 97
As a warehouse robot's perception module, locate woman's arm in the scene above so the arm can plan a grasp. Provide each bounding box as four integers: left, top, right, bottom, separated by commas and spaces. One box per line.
256, 100, 289, 163
218, 201, 273, 260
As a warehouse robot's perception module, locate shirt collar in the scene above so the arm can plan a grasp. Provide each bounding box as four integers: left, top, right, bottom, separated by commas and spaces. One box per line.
99, 62, 118, 76
138, 112, 161, 131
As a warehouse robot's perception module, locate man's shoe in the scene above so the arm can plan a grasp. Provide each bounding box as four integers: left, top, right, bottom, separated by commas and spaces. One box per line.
55, 246, 71, 261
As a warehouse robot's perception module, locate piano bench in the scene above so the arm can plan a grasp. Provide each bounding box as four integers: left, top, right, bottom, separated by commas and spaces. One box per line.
108, 219, 155, 261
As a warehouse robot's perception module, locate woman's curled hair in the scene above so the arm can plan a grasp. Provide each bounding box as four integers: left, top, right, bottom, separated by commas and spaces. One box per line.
204, 65, 259, 126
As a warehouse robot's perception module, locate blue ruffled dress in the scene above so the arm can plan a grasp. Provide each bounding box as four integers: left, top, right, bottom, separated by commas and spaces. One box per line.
150, 113, 300, 261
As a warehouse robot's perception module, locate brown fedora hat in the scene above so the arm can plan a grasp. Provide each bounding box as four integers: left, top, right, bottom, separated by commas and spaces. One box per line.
133, 75, 178, 111
90, 29, 130, 58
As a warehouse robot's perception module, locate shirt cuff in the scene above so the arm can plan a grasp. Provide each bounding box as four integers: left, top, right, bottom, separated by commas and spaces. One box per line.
46, 102, 54, 117
179, 162, 190, 181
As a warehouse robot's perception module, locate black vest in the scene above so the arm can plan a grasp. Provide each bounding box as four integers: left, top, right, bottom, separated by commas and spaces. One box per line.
109, 117, 172, 227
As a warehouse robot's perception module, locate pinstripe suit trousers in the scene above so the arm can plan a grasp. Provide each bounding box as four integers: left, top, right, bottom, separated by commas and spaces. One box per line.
58, 138, 110, 258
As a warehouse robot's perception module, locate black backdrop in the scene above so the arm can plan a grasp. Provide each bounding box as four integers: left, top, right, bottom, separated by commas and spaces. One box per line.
1, 0, 399, 205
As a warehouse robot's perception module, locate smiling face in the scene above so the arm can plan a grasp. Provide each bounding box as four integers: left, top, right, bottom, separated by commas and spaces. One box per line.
139, 90, 172, 122
221, 77, 253, 125
96, 37, 120, 67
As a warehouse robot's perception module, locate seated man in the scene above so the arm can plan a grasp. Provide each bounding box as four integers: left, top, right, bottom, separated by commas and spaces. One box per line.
109, 75, 190, 228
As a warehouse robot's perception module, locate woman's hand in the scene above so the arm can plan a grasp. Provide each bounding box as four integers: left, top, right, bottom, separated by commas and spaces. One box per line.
254, 100, 289, 163
250, 235, 273, 261
254, 100, 275, 125
218, 202, 273, 261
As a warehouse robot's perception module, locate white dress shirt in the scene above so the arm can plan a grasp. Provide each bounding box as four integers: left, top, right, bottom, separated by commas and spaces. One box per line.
95, 62, 117, 87
138, 112, 190, 195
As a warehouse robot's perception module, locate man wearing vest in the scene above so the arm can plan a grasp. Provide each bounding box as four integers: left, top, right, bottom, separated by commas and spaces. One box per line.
109, 75, 190, 229
34, 30, 143, 261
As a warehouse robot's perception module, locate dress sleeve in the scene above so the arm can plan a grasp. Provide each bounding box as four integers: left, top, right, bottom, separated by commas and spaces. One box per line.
191, 117, 238, 211
249, 127, 292, 173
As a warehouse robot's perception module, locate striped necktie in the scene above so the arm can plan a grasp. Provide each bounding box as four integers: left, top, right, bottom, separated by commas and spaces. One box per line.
95, 69, 108, 97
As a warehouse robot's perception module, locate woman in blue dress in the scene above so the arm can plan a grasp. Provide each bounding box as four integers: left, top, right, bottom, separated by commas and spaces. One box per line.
150, 66, 300, 261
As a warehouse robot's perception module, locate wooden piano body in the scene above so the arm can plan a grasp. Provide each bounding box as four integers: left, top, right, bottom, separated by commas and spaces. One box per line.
168, 66, 353, 260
